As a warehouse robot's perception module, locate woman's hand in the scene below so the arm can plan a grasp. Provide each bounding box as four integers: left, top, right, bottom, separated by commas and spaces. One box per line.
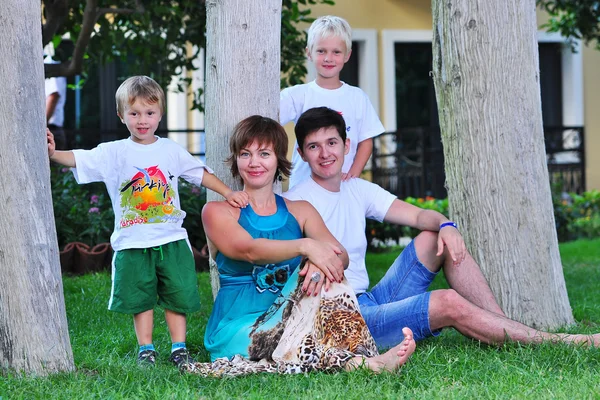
299, 260, 332, 296
302, 239, 344, 283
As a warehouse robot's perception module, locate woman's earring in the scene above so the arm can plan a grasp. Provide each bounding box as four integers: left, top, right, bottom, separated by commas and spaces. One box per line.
277, 170, 283, 182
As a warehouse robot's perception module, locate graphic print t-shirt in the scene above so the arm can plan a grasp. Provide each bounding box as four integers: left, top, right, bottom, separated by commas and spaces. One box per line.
72, 137, 209, 251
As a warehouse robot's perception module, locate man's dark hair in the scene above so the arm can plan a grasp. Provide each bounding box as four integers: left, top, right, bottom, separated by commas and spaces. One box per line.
295, 107, 346, 150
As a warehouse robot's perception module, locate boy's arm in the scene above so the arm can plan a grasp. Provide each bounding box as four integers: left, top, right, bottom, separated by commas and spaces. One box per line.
279, 88, 298, 125
201, 172, 249, 208
47, 128, 76, 167
342, 138, 373, 180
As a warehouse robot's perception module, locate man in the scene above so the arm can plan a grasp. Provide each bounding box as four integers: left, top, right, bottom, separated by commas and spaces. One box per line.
284, 106, 600, 348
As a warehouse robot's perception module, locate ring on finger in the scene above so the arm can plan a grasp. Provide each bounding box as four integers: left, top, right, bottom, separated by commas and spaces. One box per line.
310, 271, 321, 283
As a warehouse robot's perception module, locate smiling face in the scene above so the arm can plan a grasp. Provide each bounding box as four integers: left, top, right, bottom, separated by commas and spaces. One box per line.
298, 126, 350, 190
119, 99, 162, 145
306, 35, 351, 86
237, 141, 278, 189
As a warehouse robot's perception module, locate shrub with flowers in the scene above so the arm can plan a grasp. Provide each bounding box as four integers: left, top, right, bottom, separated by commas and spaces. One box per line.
179, 181, 207, 251
553, 190, 600, 242
51, 165, 114, 248
366, 191, 600, 249
366, 196, 449, 250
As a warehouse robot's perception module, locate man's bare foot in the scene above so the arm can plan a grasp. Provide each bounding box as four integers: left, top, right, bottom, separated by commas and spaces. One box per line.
561, 332, 600, 347
347, 327, 416, 373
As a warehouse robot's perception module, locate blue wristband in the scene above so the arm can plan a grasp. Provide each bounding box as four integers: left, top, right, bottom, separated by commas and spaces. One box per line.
440, 222, 458, 230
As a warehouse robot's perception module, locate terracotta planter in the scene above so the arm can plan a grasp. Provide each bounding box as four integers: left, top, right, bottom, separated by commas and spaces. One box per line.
59, 242, 77, 274
192, 244, 209, 272
79, 243, 113, 273
61, 242, 204, 274
59, 242, 113, 275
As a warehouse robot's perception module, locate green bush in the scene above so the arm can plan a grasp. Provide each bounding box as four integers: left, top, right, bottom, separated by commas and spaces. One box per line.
50, 165, 208, 250
366, 191, 600, 248
554, 190, 600, 242
179, 181, 207, 250
51, 165, 114, 248
366, 196, 449, 249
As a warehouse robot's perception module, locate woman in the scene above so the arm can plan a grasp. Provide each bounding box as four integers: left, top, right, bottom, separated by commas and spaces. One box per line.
190, 116, 415, 376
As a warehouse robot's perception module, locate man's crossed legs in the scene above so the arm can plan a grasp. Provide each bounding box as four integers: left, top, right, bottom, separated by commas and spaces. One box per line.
358, 231, 600, 348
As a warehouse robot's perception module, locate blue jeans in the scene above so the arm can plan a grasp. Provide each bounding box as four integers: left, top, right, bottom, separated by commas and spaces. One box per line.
357, 240, 441, 348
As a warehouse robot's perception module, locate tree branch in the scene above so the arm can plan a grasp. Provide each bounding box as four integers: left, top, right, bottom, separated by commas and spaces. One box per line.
97, 8, 135, 15
97, 1, 145, 16
44, 0, 146, 78
42, 0, 69, 47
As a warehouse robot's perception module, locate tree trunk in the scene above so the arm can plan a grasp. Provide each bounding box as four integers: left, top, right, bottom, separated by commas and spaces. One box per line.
431, 0, 574, 329
205, 0, 281, 299
0, 1, 74, 374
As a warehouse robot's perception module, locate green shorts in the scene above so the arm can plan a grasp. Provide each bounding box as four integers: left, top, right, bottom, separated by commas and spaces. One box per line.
108, 239, 201, 315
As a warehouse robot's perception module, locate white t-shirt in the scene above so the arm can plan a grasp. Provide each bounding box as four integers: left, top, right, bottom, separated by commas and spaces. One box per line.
280, 81, 384, 188
44, 56, 67, 127
72, 137, 212, 251
284, 177, 396, 293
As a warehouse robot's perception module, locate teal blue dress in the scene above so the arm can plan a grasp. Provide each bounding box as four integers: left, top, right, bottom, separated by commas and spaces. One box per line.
204, 195, 303, 361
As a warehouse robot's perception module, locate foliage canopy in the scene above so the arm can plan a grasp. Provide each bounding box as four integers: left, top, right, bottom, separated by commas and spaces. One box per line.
43, 0, 333, 109
537, 0, 600, 50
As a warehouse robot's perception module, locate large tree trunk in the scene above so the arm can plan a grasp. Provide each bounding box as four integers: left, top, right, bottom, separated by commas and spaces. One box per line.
0, 1, 74, 374
205, 0, 281, 299
431, 0, 574, 329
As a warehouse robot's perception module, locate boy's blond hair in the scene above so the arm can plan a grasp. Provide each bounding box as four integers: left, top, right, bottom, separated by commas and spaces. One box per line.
306, 15, 352, 54
115, 76, 165, 116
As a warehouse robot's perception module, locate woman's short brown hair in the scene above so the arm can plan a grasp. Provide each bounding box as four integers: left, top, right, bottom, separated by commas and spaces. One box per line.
227, 116, 292, 182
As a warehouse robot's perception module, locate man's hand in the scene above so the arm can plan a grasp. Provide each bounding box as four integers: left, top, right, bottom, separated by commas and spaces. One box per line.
224, 190, 249, 208
437, 226, 467, 266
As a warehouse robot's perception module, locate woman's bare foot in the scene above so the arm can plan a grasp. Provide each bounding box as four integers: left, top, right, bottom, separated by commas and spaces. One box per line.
347, 327, 416, 373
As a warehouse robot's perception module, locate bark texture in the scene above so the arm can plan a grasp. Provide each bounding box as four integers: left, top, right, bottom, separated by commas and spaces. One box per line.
0, 1, 74, 374
431, 0, 574, 329
205, 0, 281, 298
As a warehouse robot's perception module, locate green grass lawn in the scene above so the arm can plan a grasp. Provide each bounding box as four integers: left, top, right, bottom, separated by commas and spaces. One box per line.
2, 239, 600, 399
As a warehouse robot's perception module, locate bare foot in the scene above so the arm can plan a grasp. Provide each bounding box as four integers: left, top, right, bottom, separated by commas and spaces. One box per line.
563, 332, 600, 347
347, 327, 416, 373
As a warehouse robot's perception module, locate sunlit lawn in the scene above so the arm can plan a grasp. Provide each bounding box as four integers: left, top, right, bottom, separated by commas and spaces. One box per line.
1, 239, 599, 399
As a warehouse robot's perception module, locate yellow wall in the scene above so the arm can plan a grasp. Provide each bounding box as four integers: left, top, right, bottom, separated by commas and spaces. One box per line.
309, 0, 432, 30
583, 44, 600, 190
302, 0, 599, 190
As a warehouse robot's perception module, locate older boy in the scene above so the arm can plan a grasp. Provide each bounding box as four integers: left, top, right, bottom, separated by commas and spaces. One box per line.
284, 107, 600, 348
48, 76, 248, 368
280, 15, 384, 188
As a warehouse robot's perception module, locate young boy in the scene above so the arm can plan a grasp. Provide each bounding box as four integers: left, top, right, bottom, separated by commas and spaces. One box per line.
47, 75, 248, 369
280, 15, 384, 188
